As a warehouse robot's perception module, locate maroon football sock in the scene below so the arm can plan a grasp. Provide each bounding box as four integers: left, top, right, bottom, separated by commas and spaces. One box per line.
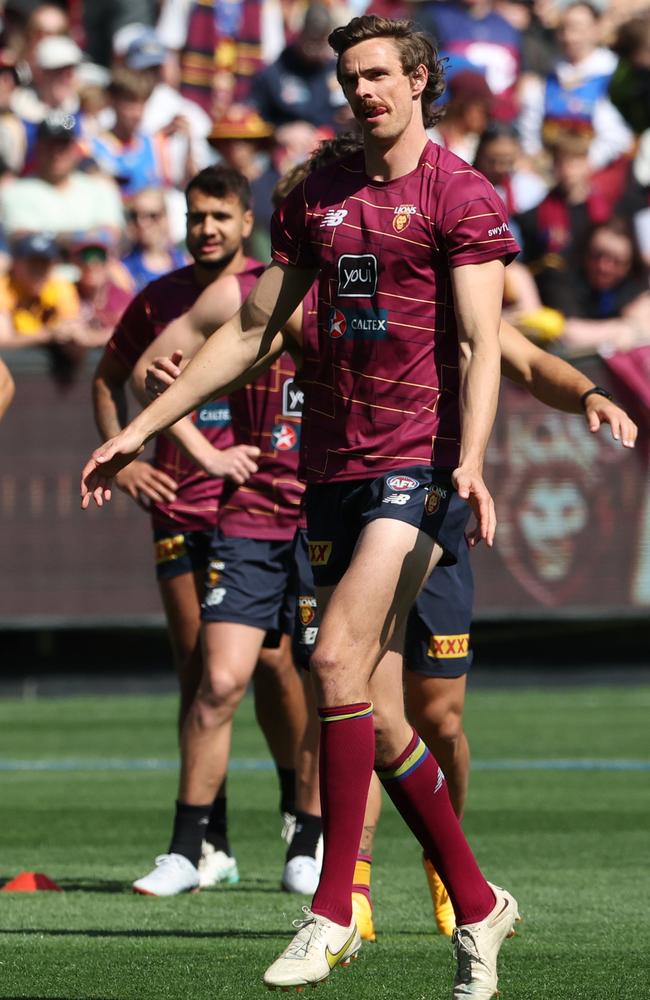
378, 730, 495, 925
310, 703, 374, 926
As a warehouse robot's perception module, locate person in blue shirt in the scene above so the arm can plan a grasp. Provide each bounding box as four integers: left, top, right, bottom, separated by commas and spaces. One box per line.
121, 187, 186, 292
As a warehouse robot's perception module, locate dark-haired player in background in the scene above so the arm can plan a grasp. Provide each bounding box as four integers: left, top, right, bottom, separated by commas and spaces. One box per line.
92, 166, 305, 892
82, 14, 522, 998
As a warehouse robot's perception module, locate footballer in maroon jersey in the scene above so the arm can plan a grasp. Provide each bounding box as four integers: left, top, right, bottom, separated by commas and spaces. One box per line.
83, 15, 521, 995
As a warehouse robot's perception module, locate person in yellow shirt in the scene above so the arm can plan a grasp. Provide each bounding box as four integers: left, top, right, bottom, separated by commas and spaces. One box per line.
0, 233, 83, 347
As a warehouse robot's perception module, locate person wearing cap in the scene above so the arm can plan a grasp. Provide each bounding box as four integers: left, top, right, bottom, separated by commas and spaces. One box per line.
72, 232, 133, 347
427, 68, 496, 163
0, 50, 26, 173
0, 111, 124, 239
250, 4, 344, 130
518, 0, 633, 168
0, 233, 82, 349
11, 34, 84, 150
207, 104, 275, 184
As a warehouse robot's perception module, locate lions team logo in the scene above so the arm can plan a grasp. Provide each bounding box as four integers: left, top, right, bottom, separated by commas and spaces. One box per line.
328, 308, 347, 339
207, 559, 225, 586
271, 422, 299, 451
392, 204, 416, 233
425, 485, 448, 515
386, 475, 419, 492
298, 596, 317, 626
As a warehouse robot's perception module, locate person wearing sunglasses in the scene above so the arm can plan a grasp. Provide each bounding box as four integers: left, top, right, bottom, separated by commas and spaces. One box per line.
122, 187, 186, 292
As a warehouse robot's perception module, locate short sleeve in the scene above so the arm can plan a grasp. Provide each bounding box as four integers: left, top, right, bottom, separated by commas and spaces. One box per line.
106, 289, 153, 371
438, 169, 520, 267
270, 178, 320, 270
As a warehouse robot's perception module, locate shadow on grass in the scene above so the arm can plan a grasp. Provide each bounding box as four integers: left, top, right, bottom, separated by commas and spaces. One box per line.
0, 927, 286, 940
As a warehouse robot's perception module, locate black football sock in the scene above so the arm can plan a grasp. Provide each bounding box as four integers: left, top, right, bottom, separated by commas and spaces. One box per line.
205, 782, 230, 856
286, 811, 323, 861
277, 766, 296, 816
168, 800, 211, 868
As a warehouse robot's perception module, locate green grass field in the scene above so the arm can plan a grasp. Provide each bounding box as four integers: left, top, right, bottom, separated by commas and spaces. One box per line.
1, 684, 649, 1000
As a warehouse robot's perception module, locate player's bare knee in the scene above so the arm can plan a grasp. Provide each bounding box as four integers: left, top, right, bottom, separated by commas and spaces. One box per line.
422, 707, 463, 749
196, 671, 244, 721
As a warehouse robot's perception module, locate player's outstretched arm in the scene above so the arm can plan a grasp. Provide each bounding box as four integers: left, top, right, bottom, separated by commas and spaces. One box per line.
452, 259, 504, 548
81, 263, 316, 508
0, 357, 14, 421
499, 319, 638, 448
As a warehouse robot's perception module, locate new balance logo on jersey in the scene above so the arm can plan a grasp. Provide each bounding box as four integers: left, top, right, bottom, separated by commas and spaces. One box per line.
337, 253, 377, 297
282, 378, 304, 417
321, 209, 348, 227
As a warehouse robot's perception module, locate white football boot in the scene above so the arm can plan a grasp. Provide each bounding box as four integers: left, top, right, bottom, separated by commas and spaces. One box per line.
452, 882, 520, 999
132, 853, 200, 896
263, 907, 360, 990
198, 841, 240, 888
282, 855, 321, 895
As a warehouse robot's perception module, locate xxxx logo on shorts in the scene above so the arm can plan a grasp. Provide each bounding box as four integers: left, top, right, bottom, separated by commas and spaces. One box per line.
392, 203, 416, 233
427, 633, 469, 659
308, 541, 332, 566
425, 484, 448, 515
298, 595, 317, 625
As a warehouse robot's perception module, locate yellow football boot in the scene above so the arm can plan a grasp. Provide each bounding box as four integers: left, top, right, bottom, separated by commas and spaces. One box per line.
422, 855, 456, 936
351, 891, 377, 942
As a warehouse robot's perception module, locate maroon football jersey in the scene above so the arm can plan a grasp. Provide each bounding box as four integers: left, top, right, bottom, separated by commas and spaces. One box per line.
271, 141, 519, 483
218, 269, 304, 540
107, 261, 261, 532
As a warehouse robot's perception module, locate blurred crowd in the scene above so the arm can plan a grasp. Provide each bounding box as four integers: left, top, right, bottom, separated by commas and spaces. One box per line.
0, 0, 649, 386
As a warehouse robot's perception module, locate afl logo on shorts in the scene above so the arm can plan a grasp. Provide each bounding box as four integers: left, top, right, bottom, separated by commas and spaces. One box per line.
271, 422, 299, 451
328, 308, 347, 339
386, 475, 419, 492
425, 484, 448, 515
298, 596, 317, 626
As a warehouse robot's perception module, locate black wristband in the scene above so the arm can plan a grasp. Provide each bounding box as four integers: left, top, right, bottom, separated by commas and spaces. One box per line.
581, 386, 613, 408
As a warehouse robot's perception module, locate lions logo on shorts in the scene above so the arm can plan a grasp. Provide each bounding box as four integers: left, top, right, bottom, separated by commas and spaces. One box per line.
425, 484, 448, 515
298, 596, 317, 626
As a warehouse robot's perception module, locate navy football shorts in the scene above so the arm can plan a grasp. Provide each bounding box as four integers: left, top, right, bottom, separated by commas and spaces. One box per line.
305, 465, 470, 588
292, 530, 474, 678
404, 539, 474, 678
153, 527, 212, 582
201, 529, 296, 640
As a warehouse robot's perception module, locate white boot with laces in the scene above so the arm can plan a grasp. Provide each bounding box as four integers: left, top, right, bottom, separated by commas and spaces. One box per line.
263, 906, 360, 990
452, 882, 520, 999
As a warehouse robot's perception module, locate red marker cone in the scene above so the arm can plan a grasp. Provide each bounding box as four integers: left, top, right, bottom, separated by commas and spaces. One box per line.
1, 871, 62, 892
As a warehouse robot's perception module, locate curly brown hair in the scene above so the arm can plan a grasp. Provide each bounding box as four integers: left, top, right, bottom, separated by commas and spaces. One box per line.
328, 15, 446, 128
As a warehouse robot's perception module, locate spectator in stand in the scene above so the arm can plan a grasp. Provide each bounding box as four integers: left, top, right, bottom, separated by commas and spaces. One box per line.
0, 233, 82, 350
179, 0, 285, 121
523, 218, 650, 353
516, 126, 612, 302
518, 0, 632, 169
608, 10, 650, 136
428, 68, 495, 164
72, 233, 134, 347
82, 0, 156, 68
473, 122, 547, 220
207, 104, 275, 185
0, 50, 26, 173
122, 187, 186, 291
250, 4, 344, 130
91, 67, 162, 197
12, 34, 84, 153
418, 0, 523, 120
0, 112, 124, 239
20, 3, 71, 76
